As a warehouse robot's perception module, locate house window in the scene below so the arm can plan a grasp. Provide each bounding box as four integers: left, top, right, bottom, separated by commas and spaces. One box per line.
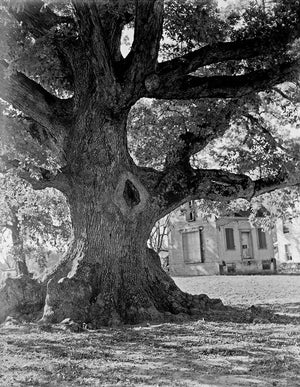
186, 201, 196, 222
262, 260, 271, 270
182, 229, 204, 263
285, 244, 292, 261
257, 228, 267, 249
225, 228, 235, 250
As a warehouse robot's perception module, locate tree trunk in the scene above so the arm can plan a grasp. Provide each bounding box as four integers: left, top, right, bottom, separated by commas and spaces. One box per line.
38, 108, 224, 327
42, 174, 222, 327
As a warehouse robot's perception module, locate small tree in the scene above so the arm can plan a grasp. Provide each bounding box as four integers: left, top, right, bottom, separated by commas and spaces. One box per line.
0, 173, 71, 276
148, 214, 171, 254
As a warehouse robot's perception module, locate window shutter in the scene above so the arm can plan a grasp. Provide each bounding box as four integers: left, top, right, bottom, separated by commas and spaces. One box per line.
257, 228, 267, 249
182, 230, 203, 263
225, 228, 235, 250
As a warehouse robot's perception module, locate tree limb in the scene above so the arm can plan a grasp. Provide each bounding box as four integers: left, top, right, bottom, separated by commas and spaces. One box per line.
153, 164, 300, 217
0, 111, 63, 160
165, 100, 238, 167
124, 0, 164, 92
145, 61, 299, 99
252, 173, 298, 197
272, 86, 300, 103
157, 36, 289, 80
71, 1, 116, 87
0, 60, 72, 143
95, 1, 135, 62
8, 0, 75, 91
8, 0, 73, 39
243, 113, 289, 153
0, 155, 70, 192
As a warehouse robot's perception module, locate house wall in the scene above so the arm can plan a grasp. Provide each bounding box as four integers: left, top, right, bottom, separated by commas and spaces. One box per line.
276, 218, 300, 263
217, 218, 274, 260
169, 218, 220, 276
216, 218, 275, 274
169, 215, 276, 276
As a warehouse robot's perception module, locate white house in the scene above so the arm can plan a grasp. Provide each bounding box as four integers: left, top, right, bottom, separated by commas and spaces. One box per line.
275, 218, 300, 263
168, 203, 276, 276
275, 217, 300, 273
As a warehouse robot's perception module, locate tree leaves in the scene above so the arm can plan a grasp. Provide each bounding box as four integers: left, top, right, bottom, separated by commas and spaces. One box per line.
1, 0, 300, 225
0, 172, 71, 274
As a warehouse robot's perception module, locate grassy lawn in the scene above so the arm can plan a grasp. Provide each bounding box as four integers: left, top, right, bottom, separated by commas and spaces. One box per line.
1, 275, 300, 386
1, 316, 300, 386
173, 275, 300, 309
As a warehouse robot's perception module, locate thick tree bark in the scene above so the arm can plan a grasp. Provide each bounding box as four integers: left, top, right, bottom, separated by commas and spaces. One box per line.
2, 0, 300, 327
40, 115, 222, 327
42, 182, 220, 327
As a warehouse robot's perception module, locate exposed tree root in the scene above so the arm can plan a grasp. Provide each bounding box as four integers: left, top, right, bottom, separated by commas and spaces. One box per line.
1, 273, 296, 328
39, 248, 225, 328
1, 249, 291, 328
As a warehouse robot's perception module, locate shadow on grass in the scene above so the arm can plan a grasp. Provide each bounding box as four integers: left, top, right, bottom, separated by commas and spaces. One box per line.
2, 321, 300, 386
1, 305, 300, 386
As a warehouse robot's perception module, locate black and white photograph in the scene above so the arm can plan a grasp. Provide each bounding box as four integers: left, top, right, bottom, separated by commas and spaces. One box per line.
0, 0, 300, 385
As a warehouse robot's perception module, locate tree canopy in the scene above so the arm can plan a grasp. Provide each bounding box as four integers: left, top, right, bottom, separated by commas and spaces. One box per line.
0, 0, 300, 326
0, 0, 299, 200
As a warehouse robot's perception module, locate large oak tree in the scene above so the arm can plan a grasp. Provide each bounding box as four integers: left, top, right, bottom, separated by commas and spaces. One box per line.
0, 0, 300, 326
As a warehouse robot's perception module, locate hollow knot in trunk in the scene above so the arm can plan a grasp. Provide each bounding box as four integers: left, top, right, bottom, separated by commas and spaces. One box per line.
114, 171, 149, 219
123, 179, 141, 208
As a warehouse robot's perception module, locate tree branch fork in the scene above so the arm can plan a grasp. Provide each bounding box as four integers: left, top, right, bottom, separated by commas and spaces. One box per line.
3, 1, 299, 117
1, 0, 300, 204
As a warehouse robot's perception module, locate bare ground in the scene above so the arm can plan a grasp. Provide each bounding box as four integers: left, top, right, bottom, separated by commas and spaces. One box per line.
1, 275, 300, 386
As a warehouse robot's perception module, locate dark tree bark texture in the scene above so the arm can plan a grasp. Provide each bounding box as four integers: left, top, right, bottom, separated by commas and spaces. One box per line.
1, 0, 300, 326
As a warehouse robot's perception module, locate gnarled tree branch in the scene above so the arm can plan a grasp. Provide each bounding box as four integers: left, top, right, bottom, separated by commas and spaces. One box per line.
157, 36, 289, 80
272, 86, 300, 103
152, 164, 300, 217
0, 155, 70, 192
165, 100, 238, 167
124, 0, 164, 94
0, 111, 65, 160
95, 0, 135, 62
8, 1, 75, 91
8, 0, 73, 39
145, 61, 299, 99
0, 60, 73, 143
72, 0, 134, 62
71, 2, 116, 87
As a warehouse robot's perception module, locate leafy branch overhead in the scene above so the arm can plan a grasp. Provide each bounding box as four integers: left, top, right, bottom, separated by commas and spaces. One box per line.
1, 0, 300, 209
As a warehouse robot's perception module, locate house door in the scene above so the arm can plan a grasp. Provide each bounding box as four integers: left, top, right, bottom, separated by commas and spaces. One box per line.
240, 231, 253, 259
